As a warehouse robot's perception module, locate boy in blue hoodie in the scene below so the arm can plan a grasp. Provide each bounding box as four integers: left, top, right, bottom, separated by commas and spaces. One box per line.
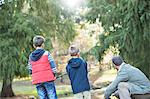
66, 46, 91, 99
28, 35, 57, 99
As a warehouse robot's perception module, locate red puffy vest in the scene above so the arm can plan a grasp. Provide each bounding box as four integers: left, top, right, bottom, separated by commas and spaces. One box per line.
30, 52, 56, 84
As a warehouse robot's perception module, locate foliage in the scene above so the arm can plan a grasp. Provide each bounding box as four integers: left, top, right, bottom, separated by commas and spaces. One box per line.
29, 0, 76, 48
0, 0, 32, 81
0, 0, 76, 96
0, 0, 34, 96
86, 0, 150, 78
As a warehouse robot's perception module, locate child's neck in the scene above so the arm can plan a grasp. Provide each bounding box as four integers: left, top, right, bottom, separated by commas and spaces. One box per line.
36, 47, 43, 49
71, 56, 79, 58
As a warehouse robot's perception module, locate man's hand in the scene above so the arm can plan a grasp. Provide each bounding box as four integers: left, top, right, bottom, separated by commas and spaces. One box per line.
110, 95, 118, 99
103, 95, 111, 99
111, 91, 119, 98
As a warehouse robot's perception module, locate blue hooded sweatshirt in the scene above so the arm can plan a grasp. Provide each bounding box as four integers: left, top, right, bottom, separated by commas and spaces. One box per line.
30, 49, 45, 61
66, 58, 90, 94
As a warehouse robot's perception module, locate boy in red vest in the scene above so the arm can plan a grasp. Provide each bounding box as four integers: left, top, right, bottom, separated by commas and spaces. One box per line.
28, 35, 57, 99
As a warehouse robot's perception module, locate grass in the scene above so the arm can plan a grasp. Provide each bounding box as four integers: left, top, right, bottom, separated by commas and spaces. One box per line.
13, 81, 72, 98
14, 87, 73, 98
0, 79, 73, 98
0, 69, 117, 98
14, 87, 37, 96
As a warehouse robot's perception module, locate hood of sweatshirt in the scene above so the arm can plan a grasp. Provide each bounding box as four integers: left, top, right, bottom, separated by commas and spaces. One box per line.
30, 49, 45, 61
68, 58, 82, 68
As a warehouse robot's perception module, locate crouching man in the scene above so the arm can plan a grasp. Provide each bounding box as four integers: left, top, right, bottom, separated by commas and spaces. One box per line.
104, 56, 150, 99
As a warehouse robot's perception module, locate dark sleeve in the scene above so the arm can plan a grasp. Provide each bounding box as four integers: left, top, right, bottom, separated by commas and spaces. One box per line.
66, 64, 71, 79
84, 61, 88, 74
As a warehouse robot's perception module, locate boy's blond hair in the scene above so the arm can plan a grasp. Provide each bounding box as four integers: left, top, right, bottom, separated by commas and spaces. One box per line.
69, 45, 79, 56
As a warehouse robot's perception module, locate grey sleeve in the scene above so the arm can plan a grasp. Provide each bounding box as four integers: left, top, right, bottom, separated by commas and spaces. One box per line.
104, 70, 129, 98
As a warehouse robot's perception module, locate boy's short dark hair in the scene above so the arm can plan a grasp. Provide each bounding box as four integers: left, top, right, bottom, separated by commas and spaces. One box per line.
69, 46, 79, 56
112, 56, 123, 66
33, 35, 45, 47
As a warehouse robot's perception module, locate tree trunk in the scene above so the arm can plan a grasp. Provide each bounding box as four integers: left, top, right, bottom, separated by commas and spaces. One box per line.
0, 78, 15, 97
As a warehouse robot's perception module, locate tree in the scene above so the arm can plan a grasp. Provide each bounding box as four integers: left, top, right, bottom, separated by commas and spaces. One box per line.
0, 0, 76, 97
0, 0, 34, 96
85, 0, 150, 78
29, 0, 76, 48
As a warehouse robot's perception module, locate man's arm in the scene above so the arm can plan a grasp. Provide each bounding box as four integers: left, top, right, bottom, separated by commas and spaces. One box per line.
104, 69, 129, 99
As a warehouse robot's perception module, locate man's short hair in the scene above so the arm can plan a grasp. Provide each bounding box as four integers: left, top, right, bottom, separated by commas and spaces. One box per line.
33, 35, 45, 47
112, 56, 123, 66
69, 45, 79, 56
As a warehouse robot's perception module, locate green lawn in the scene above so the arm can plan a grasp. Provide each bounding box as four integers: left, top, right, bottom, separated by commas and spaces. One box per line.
0, 69, 117, 98
0, 80, 72, 98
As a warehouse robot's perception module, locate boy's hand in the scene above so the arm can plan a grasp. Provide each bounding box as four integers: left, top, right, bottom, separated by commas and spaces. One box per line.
54, 70, 62, 78
54, 73, 59, 78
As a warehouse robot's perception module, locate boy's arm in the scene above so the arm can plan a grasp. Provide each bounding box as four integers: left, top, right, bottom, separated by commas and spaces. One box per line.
84, 61, 88, 73
66, 64, 71, 78
48, 52, 57, 74
28, 56, 32, 74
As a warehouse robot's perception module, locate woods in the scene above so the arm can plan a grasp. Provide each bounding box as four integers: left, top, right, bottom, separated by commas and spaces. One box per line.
86, 0, 150, 78
0, 0, 150, 98
0, 0, 75, 97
